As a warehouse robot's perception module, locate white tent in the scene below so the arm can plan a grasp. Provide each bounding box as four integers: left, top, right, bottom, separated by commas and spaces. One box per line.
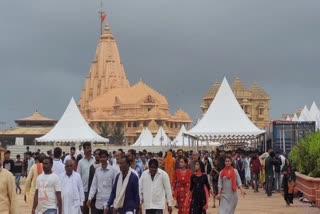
309, 101, 320, 129
36, 98, 109, 143
291, 113, 298, 121
153, 126, 171, 146
131, 128, 153, 146
298, 105, 311, 122
186, 77, 265, 143
285, 115, 291, 121
173, 125, 189, 146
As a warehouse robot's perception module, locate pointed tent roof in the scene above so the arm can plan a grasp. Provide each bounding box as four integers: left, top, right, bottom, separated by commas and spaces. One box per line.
153, 126, 171, 146
298, 105, 311, 122
285, 115, 291, 121
309, 102, 320, 121
131, 128, 153, 146
291, 114, 298, 122
36, 98, 109, 143
173, 125, 189, 146
187, 77, 265, 139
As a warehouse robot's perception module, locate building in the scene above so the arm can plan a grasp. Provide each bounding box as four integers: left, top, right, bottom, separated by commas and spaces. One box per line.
0, 111, 57, 146
201, 78, 270, 128
266, 120, 315, 154
78, 25, 191, 144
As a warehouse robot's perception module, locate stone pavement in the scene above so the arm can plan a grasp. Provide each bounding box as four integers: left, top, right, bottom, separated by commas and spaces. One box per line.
16, 184, 319, 214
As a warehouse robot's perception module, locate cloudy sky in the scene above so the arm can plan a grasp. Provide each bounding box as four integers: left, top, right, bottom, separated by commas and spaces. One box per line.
1, 0, 320, 128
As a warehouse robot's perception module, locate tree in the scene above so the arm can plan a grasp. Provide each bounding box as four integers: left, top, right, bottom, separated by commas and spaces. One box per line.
110, 123, 125, 145
289, 131, 320, 177
98, 123, 111, 138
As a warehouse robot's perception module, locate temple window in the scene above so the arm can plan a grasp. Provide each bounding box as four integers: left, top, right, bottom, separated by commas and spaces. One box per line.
133, 121, 138, 127
128, 122, 131, 127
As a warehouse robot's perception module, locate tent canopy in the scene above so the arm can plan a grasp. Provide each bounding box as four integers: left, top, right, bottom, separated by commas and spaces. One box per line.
36, 98, 109, 143
153, 126, 171, 146
186, 77, 265, 141
299, 105, 311, 122
131, 128, 153, 146
173, 125, 189, 146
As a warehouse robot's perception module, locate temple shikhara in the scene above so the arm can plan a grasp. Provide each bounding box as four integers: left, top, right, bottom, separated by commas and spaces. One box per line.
201, 78, 270, 128
79, 25, 191, 144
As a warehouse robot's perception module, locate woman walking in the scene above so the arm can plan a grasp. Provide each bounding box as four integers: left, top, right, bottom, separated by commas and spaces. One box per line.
282, 159, 296, 205
172, 157, 193, 214
164, 151, 176, 184
188, 160, 213, 214
216, 156, 246, 214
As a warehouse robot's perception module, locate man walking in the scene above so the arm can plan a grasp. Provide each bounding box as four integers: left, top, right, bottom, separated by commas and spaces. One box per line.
107, 156, 140, 214
63, 146, 76, 164
88, 150, 116, 214
3, 150, 15, 174
127, 149, 144, 177
32, 157, 62, 214
52, 147, 64, 176
139, 159, 173, 214
60, 159, 84, 214
0, 148, 17, 214
265, 151, 276, 197
88, 149, 102, 214
77, 142, 95, 214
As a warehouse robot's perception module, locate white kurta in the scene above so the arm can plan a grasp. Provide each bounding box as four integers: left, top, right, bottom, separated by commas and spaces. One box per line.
59, 172, 84, 214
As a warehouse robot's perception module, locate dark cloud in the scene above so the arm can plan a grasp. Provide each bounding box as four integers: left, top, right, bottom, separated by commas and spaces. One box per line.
1, 0, 320, 127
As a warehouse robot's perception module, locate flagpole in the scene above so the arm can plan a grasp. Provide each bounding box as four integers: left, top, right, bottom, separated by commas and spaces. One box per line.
99, 0, 104, 35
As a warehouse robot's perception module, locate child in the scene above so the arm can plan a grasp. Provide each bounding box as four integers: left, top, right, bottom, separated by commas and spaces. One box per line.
211, 161, 220, 208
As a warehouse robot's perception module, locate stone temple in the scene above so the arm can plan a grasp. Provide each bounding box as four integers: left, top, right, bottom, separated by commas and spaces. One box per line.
201, 78, 270, 128
79, 25, 191, 144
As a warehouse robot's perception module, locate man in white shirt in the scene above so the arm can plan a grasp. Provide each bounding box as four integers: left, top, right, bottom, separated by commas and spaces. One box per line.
76, 145, 84, 158
139, 159, 173, 214
77, 142, 95, 214
112, 150, 122, 174
32, 157, 62, 214
63, 146, 76, 164
52, 147, 65, 176
60, 160, 84, 214
88, 150, 116, 214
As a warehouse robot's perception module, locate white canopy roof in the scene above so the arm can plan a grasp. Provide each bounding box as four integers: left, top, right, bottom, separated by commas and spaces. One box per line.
187, 77, 265, 140
309, 101, 320, 129
153, 126, 171, 146
298, 105, 311, 122
36, 98, 109, 143
173, 125, 189, 146
285, 115, 291, 121
131, 128, 153, 146
291, 113, 298, 121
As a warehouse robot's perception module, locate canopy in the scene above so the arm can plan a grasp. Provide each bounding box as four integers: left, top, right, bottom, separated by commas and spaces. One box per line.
36, 98, 109, 143
309, 101, 320, 129
186, 77, 265, 141
298, 105, 311, 122
131, 128, 153, 146
153, 126, 171, 146
172, 125, 189, 146
291, 114, 298, 121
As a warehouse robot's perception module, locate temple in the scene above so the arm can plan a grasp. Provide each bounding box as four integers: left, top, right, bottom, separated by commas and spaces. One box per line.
79, 24, 191, 144
0, 111, 57, 146
201, 78, 270, 128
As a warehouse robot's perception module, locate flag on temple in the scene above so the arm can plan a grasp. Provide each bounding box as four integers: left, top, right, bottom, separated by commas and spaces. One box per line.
101, 13, 106, 23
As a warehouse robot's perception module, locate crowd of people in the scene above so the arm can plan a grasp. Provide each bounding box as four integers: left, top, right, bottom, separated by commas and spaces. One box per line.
0, 144, 296, 214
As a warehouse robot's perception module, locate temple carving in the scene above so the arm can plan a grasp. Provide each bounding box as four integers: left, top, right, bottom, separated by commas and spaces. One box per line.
201, 78, 270, 128
79, 25, 191, 144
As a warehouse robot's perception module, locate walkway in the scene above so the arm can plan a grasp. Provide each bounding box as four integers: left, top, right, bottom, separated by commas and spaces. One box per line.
17, 183, 319, 214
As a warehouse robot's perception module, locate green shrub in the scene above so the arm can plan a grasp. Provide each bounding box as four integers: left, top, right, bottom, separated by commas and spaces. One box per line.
289, 131, 320, 177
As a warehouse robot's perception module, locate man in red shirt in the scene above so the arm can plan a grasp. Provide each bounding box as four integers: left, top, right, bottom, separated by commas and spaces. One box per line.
250, 152, 261, 192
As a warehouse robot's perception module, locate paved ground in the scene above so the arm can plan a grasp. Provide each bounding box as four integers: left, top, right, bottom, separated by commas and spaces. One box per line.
17, 183, 319, 214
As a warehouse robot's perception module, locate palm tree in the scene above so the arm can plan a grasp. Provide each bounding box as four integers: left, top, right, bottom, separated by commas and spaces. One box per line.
111, 122, 125, 145
98, 123, 111, 138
